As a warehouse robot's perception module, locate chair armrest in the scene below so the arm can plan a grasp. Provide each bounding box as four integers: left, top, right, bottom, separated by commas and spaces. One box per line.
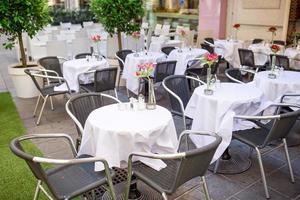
204, 40, 215, 47
57, 56, 68, 63
281, 93, 300, 103
18, 133, 77, 156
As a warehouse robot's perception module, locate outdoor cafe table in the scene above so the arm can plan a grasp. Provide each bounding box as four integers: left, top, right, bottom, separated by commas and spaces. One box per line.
122, 52, 166, 95
254, 70, 300, 102
214, 39, 245, 68
54, 58, 109, 92
185, 83, 267, 173
167, 48, 208, 75
285, 47, 300, 70
78, 104, 178, 172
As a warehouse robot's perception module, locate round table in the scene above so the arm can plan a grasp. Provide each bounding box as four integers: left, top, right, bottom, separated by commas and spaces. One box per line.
248, 43, 272, 66
54, 58, 108, 92
214, 39, 245, 68
122, 52, 166, 95
254, 70, 300, 102
78, 104, 178, 172
185, 83, 266, 174
167, 48, 208, 75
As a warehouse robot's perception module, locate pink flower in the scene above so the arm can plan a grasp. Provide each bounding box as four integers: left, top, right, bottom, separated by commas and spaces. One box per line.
91, 34, 101, 42
132, 31, 141, 39
206, 53, 218, 62
179, 29, 186, 37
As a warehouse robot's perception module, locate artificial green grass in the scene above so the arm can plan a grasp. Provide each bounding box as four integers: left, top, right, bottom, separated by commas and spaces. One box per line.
0, 92, 45, 199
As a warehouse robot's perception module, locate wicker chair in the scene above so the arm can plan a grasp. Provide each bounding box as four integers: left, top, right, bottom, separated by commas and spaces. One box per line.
225, 68, 256, 84
238, 49, 266, 72
65, 93, 121, 149
79, 67, 119, 98
161, 46, 176, 56
252, 38, 264, 44
273, 40, 286, 46
115, 49, 134, 89
232, 103, 300, 199
10, 133, 116, 200
38, 56, 66, 77
204, 37, 214, 45
75, 53, 92, 59
163, 75, 205, 129
25, 68, 71, 125
270, 54, 290, 70
125, 130, 222, 200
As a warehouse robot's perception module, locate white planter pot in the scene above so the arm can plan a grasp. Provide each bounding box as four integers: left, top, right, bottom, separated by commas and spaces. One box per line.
8, 63, 42, 98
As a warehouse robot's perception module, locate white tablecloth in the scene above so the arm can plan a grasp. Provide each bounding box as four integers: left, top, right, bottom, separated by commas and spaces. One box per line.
54, 58, 109, 92
167, 48, 208, 75
254, 70, 300, 101
149, 39, 182, 53
78, 104, 178, 171
185, 83, 266, 162
122, 52, 166, 95
248, 43, 272, 66
285, 48, 300, 70
215, 40, 245, 68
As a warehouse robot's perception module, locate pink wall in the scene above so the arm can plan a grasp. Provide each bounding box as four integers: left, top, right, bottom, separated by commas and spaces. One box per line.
198, 0, 227, 38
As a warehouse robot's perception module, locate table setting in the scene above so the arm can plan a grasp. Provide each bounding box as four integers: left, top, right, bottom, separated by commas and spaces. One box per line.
78, 103, 178, 172
122, 51, 166, 95
54, 57, 109, 92
167, 47, 208, 75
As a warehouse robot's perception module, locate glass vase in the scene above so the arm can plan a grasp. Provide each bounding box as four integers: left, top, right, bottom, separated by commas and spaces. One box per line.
204, 67, 213, 95
146, 78, 156, 110
268, 55, 277, 79
134, 41, 139, 57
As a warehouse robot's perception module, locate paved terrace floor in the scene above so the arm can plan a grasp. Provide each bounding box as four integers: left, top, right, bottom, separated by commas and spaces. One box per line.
1, 48, 300, 200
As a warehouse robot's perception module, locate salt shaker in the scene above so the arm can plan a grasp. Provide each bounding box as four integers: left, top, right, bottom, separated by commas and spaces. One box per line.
138, 94, 146, 110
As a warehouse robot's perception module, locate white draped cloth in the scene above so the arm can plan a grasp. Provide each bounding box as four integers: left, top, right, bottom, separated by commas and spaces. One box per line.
167, 48, 208, 75
78, 104, 178, 171
254, 71, 300, 102
185, 83, 268, 162
285, 48, 300, 70
54, 58, 109, 92
248, 43, 272, 66
149, 39, 182, 53
122, 52, 166, 95
214, 40, 245, 68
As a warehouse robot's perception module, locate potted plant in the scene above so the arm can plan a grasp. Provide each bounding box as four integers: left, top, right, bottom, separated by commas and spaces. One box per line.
0, 0, 51, 98
90, 0, 144, 51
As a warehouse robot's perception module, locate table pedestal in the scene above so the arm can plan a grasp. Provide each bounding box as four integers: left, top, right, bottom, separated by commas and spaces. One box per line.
209, 148, 252, 174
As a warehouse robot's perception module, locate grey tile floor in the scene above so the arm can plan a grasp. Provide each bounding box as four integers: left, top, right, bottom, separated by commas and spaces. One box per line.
1, 49, 300, 200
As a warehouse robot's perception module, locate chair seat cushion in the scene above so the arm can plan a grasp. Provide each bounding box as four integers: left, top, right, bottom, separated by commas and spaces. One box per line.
133, 160, 180, 194
46, 155, 114, 199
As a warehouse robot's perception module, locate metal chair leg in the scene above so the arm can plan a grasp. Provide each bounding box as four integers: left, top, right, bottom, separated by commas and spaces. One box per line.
255, 147, 270, 199
283, 138, 295, 183
33, 95, 41, 117
213, 158, 220, 173
201, 176, 211, 200
117, 73, 121, 91
114, 89, 119, 99
36, 96, 48, 125
162, 192, 168, 200
49, 96, 54, 111
33, 180, 41, 200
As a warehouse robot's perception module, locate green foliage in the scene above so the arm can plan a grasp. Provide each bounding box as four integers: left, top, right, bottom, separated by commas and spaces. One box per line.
0, 0, 51, 50
49, 6, 95, 26
90, 0, 144, 36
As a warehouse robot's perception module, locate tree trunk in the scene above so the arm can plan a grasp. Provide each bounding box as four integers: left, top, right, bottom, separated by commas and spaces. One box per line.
18, 33, 27, 68
117, 31, 122, 51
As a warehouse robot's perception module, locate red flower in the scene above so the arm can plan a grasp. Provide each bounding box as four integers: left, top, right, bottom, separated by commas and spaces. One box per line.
271, 44, 280, 53
206, 53, 218, 62
233, 24, 240, 29
132, 31, 141, 39
268, 26, 277, 33
179, 29, 186, 37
